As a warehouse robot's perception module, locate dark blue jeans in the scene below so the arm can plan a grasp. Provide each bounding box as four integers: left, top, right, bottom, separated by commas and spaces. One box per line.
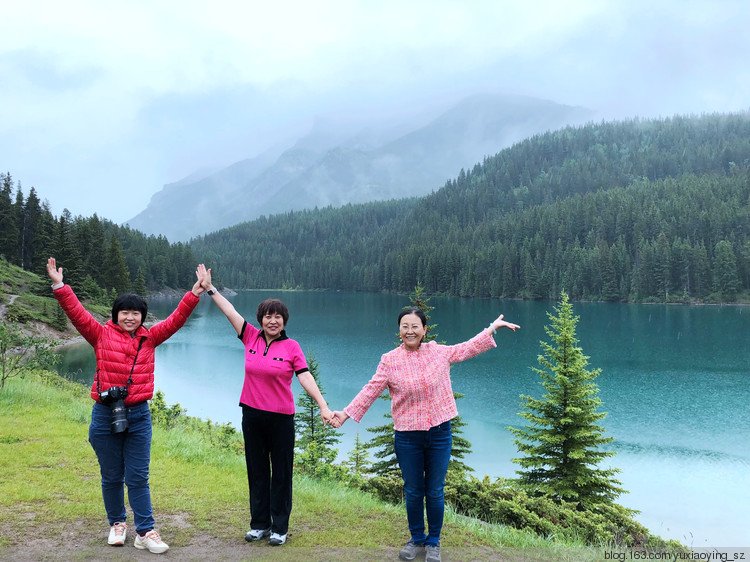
394, 420, 452, 547
88, 401, 154, 535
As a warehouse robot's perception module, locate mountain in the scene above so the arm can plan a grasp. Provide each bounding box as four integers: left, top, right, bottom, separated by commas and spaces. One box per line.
125, 93, 593, 241
188, 112, 750, 303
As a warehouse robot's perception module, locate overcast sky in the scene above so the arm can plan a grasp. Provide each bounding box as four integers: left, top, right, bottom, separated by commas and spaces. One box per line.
2, 0, 749, 224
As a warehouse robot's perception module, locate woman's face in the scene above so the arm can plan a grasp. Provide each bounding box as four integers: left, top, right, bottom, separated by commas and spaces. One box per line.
261, 312, 285, 341
117, 310, 142, 334
399, 313, 426, 351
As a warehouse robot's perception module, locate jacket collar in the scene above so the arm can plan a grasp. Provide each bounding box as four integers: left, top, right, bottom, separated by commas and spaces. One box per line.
105, 319, 149, 338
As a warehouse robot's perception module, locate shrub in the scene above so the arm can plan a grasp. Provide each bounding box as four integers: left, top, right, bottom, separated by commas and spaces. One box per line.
443, 471, 682, 549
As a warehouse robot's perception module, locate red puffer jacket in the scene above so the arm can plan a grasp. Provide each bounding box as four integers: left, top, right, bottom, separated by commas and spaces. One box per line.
53, 285, 200, 405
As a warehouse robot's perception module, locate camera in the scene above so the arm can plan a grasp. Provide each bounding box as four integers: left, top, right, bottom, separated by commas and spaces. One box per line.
99, 386, 129, 434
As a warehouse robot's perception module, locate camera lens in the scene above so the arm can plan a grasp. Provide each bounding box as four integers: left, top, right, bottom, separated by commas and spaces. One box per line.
110, 399, 129, 434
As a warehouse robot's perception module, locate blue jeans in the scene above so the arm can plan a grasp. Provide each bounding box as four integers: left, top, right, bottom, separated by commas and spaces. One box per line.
88, 401, 154, 535
394, 420, 452, 547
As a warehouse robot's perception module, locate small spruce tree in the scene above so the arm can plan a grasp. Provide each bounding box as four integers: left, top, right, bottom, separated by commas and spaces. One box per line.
509, 291, 625, 508
365, 283, 474, 476
365, 410, 400, 477
51, 302, 68, 332
103, 235, 130, 295
342, 432, 371, 477
131, 267, 148, 297
447, 391, 474, 474
294, 353, 341, 470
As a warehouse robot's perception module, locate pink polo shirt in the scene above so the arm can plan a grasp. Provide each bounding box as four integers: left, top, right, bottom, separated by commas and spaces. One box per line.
238, 322, 309, 415
344, 329, 496, 431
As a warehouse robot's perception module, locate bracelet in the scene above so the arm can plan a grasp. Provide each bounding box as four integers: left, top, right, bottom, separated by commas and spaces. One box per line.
51, 282, 64, 290
489, 324, 497, 334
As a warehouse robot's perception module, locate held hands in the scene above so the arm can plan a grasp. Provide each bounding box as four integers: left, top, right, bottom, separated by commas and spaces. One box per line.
490, 314, 520, 333
46, 257, 64, 285
320, 407, 335, 427
328, 410, 349, 429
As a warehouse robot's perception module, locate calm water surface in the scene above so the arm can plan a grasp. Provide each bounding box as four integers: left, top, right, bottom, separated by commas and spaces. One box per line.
58, 292, 750, 547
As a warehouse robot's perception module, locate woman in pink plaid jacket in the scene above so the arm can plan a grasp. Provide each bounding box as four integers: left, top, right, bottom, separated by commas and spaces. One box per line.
331, 308, 519, 562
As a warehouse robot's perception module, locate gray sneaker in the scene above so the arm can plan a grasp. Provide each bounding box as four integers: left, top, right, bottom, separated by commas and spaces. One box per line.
245, 527, 271, 542
426, 544, 441, 562
268, 532, 287, 546
398, 539, 424, 561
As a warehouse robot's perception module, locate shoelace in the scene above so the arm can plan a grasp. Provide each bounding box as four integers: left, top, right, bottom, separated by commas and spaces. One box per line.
113, 523, 126, 536
145, 530, 162, 543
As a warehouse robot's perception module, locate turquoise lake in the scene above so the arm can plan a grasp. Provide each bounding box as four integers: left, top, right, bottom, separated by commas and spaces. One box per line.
57, 291, 750, 547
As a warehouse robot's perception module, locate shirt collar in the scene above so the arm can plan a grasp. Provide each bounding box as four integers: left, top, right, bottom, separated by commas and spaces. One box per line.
259, 329, 289, 342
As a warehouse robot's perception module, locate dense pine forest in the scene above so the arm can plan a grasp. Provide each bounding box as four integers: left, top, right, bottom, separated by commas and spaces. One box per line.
3, 112, 749, 303
190, 113, 750, 303
0, 175, 197, 299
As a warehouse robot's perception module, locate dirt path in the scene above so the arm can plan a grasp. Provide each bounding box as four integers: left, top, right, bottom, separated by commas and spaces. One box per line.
0, 519, 510, 561
0, 532, 481, 562
0, 294, 18, 320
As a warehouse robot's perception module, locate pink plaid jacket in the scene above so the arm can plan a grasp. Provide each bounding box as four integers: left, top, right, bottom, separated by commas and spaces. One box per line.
344, 329, 496, 431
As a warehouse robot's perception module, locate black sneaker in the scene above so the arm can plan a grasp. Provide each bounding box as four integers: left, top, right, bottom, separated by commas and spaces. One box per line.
399, 539, 424, 560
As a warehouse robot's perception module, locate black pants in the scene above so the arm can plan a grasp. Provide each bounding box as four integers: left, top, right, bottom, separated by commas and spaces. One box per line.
241, 404, 295, 535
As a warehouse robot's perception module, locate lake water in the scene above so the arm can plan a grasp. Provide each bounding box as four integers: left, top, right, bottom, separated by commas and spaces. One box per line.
57, 291, 750, 547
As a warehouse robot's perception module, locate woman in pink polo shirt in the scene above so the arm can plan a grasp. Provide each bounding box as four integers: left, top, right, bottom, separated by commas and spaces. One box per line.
332, 308, 519, 562
197, 265, 332, 546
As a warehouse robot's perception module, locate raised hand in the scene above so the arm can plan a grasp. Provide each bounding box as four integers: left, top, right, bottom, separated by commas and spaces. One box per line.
46, 257, 63, 285
191, 264, 207, 296
196, 264, 212, 290
491, 314, 520, 332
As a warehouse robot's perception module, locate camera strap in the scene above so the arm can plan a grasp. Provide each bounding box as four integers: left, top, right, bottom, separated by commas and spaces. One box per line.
125, 338, 145, 389
96, 337, 145, 397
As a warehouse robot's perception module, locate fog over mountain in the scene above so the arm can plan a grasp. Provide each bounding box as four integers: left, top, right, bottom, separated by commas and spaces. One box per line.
4, 2, 749, 225
126, 93, 592, 241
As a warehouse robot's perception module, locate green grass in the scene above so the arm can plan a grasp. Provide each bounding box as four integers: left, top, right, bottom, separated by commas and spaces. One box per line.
0, 258, 43, 294
0, 372, 609, 560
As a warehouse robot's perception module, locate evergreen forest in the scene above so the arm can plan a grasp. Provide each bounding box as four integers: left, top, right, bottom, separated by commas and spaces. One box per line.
0, 174, 197, 300
190, 112, 750, 303
3, 112, 750, 304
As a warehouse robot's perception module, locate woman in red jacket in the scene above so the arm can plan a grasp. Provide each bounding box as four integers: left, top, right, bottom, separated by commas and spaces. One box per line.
47, 257, 206, 554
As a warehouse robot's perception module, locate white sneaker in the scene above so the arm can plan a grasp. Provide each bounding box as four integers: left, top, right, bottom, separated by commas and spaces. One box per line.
134, 529, 170, 553
245, 527, 271, 542
107, 522, 127, 546
269, 532, 287, 546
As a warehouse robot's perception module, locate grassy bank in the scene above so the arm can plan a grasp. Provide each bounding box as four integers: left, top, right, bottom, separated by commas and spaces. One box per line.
0, 371, 615, 561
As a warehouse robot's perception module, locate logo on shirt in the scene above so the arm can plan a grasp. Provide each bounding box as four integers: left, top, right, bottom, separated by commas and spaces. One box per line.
272, 357, 283, 362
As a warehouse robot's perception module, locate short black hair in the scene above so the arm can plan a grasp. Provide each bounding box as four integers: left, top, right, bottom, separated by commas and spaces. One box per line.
111, 293, 148, 325
256, 299, 290, 326
398, 308, 427, 327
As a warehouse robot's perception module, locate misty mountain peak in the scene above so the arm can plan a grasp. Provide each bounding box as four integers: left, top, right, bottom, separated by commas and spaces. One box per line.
125, 93, 592, 241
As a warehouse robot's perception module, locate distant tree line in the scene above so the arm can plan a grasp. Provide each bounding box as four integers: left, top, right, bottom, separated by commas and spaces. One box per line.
0, 173, 198, 299
191, 113, 750, 303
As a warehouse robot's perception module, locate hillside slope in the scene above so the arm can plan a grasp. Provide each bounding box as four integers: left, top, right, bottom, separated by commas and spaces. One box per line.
188, 112, 750, 303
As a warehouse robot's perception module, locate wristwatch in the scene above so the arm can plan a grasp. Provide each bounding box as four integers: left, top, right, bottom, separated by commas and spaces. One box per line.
207, 288, 216, 296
